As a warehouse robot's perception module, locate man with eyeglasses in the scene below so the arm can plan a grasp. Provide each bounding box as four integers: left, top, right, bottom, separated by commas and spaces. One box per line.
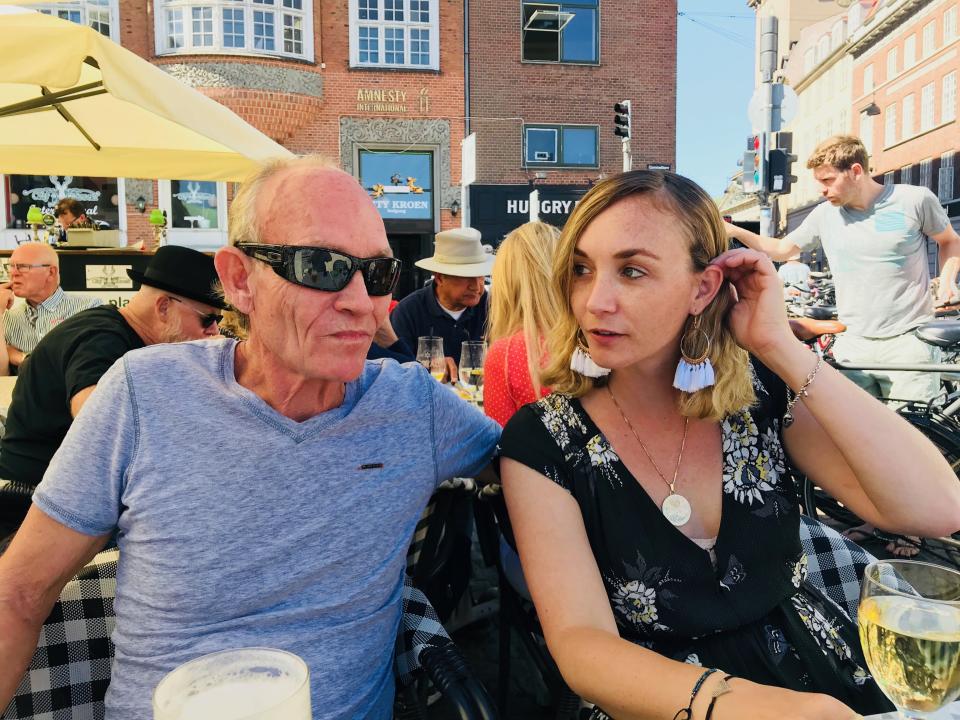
3, 242, 101, 369
0, 245, 223, 506
0, 156, 499, 719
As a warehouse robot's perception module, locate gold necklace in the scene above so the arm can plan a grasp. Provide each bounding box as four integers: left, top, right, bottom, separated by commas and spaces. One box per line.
606, 385, 692, 527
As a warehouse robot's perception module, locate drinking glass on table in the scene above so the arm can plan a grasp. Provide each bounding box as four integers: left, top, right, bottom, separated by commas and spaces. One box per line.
458, 341, 486, 405
417, 336, 446, 382
858, 560, 960, 718
153, 647, 311, 720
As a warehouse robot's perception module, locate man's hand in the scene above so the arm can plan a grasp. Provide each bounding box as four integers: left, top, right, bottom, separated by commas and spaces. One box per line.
445, 356, 458, 384
7, 347, 26, 368
0, 282, 14, 312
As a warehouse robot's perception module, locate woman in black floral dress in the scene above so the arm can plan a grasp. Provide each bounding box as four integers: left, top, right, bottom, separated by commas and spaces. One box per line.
499, 171, 960, 720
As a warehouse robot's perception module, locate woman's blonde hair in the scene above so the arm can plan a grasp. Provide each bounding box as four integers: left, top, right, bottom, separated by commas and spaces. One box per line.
540, 171, 755, 421
487, 221, 563, 396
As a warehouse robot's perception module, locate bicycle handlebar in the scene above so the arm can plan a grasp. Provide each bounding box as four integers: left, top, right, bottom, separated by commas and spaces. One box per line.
831, 361, 960, 373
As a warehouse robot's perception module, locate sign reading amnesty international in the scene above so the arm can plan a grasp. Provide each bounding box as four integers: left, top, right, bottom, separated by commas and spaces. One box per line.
356, 88, 431, 114
359, 150, 433, 221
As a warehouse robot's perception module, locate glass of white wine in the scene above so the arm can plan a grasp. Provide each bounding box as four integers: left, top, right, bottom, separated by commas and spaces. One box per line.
858, 560, 960, 719
458, 341, 486, 405
416, 336, 446, 382
153, 647, 311, 720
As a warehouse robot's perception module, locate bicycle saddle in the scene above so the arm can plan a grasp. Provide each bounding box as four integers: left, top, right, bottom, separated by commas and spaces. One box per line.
789, 317, 846, 342
802, 305, 837, 320
914, 319, 960, 348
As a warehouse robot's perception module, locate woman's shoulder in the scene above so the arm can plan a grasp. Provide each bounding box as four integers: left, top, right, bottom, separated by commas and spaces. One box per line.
502, 393, 584, 449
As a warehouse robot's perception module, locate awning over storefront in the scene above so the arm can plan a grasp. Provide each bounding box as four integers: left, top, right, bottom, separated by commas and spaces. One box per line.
469, 184, 587, 246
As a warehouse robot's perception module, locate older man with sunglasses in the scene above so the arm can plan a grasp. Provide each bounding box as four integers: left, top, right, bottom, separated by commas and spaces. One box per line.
0, 156, 500, 720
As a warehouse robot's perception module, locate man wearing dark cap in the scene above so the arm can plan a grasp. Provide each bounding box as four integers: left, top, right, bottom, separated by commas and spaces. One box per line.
0, 245, 224, 513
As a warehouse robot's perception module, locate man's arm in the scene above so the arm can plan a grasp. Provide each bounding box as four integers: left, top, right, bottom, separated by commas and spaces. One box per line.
724, 221, 801, 262
69, 385, 97, 418
0, 508, 110, 708
932, 225, 960, 303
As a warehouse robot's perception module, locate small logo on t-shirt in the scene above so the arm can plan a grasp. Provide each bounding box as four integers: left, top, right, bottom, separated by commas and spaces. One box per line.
874, 210, 907, 233
358, 463, 384, 470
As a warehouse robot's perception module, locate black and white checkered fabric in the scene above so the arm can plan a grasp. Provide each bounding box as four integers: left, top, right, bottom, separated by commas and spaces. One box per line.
2, 549, 453, 718
2, 548, 118, 720
799, 514, 877, 622
394, 574, 452, 688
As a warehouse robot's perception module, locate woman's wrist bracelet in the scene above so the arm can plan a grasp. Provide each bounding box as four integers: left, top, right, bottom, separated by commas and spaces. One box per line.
704, 674, 734, 720
672, 668, 718, 720
783, 353, 823, 428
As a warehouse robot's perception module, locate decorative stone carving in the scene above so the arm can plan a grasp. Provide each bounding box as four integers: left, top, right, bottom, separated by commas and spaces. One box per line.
124, 179, 154, 206
339, 118, 460, 212
162, 62, 323, 98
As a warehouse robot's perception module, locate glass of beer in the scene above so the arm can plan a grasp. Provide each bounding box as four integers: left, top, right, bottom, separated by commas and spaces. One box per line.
858, 560, 960, 718
153, 647, 311, 720
416, 336, 446, 382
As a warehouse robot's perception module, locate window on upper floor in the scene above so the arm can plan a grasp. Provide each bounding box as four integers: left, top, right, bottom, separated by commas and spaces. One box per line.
155, 0, 313, 60
943, 71, 957, 123
521, 0, 599, 64
923, 20, 936, 57
905, 34, 916, 67
830, 19, 845, 49
945, 6, 957, 45
804, 47, 816, 75
921, 82, 936, 130
884, 103, 897, 146
886, 47, 898, 80
35, 0, 117, 41
901, 164, 913, 185
816, 35, 830, 63
348, 0, 438, 69
863, 64, 874, 94
860, 113, 873, 155
903, 93, 915, 137
919, 158, 933, 189
524, 124, 598, 167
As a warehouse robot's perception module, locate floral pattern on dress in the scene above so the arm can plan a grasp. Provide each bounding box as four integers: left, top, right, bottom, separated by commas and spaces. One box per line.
539, 393, 588, 452
606, 550, 678, 635
722, 409, 787, 507
791, 554, 808, 589
790, 593, 868, 684
586, 434, 622, 487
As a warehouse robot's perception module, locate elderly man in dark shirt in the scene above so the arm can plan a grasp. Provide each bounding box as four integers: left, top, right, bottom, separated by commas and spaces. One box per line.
390, 228, 492, 371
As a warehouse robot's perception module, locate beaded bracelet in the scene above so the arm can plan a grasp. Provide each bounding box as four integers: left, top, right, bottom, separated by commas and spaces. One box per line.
672, 668, 718, 720
783, 354, 823, 428
704, 674, 734, 720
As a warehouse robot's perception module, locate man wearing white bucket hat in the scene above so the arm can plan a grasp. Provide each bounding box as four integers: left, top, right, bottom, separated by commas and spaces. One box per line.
391, 227, 493, 367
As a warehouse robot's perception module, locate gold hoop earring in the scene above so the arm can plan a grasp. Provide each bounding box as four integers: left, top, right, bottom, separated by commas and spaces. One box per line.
673, 314, 715, 392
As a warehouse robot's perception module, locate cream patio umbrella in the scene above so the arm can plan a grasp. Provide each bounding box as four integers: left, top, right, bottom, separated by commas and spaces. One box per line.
0, 6, 292, 181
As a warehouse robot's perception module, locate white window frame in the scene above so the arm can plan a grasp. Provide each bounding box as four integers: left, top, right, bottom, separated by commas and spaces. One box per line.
945, 6, 957, 45
905, 34, 916, 67
860, 113, 874, 155
863, 64, 874, 94
920, 158, 933, 189
348, 0, 440, 70
939, 152, 955, 202
35, 0, 120, 42
943, 71, 957, 123
153, 0, 314, 61
884, 102, 897, 147
901, 164, 914, 185
923, 20, 936, 58
884, 171, 895, 186
903, 92, 915, 137
158, 179, 228, 250
921, 81, 936, 131
887, 47, 898, 81
523, 124, 599, 168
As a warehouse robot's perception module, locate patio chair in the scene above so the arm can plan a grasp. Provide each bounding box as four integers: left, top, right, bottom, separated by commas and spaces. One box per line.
1, 547, 497, 720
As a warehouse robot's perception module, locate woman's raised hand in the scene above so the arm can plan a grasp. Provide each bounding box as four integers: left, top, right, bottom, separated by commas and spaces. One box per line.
711, 248, 798, 360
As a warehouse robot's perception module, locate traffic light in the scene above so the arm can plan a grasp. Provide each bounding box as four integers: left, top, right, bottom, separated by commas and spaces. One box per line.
766, 131, 798, 195
741, 133, 766, 193
614, 100, 631, 139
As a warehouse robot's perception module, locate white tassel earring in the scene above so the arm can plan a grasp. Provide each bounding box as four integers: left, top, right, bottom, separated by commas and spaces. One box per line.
570, 334, 610, 378
673, 314, 715, 392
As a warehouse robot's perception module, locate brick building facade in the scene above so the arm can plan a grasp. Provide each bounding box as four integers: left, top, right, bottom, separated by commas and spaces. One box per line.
465, 0, 677, 244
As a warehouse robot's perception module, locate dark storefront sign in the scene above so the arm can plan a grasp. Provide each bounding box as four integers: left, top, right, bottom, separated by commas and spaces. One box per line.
469, 184, 587, 246
5, 175, 120, 229
358, 149, 434, 234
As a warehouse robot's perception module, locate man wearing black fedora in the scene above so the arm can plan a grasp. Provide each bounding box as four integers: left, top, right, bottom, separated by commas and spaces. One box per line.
0, 245, 224, 497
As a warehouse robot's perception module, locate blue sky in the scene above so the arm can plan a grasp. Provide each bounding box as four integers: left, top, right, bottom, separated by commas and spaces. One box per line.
675, 1, 756, 198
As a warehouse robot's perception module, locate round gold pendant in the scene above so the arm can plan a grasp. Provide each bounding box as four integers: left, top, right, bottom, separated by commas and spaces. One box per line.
661, 493, 692, 527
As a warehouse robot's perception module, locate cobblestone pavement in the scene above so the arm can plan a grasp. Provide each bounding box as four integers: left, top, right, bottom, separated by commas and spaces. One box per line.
426, 523, 959, 720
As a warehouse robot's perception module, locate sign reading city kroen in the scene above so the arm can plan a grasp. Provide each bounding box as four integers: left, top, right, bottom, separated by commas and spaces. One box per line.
356, 88, 431, 113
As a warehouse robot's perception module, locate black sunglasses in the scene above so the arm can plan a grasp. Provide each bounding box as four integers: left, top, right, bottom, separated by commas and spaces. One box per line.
235, 243, 401, 297
167, 296, 222, 329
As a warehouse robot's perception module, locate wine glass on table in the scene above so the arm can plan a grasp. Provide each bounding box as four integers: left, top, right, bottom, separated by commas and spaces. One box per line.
858, 560, 960, 719
153, 647, 311, 720
417, 336, 446, 382
458, 341, 486, 405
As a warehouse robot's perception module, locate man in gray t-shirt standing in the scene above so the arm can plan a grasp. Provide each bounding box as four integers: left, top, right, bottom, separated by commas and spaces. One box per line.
727, 134, 960, 403
0, 157, 500, 719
